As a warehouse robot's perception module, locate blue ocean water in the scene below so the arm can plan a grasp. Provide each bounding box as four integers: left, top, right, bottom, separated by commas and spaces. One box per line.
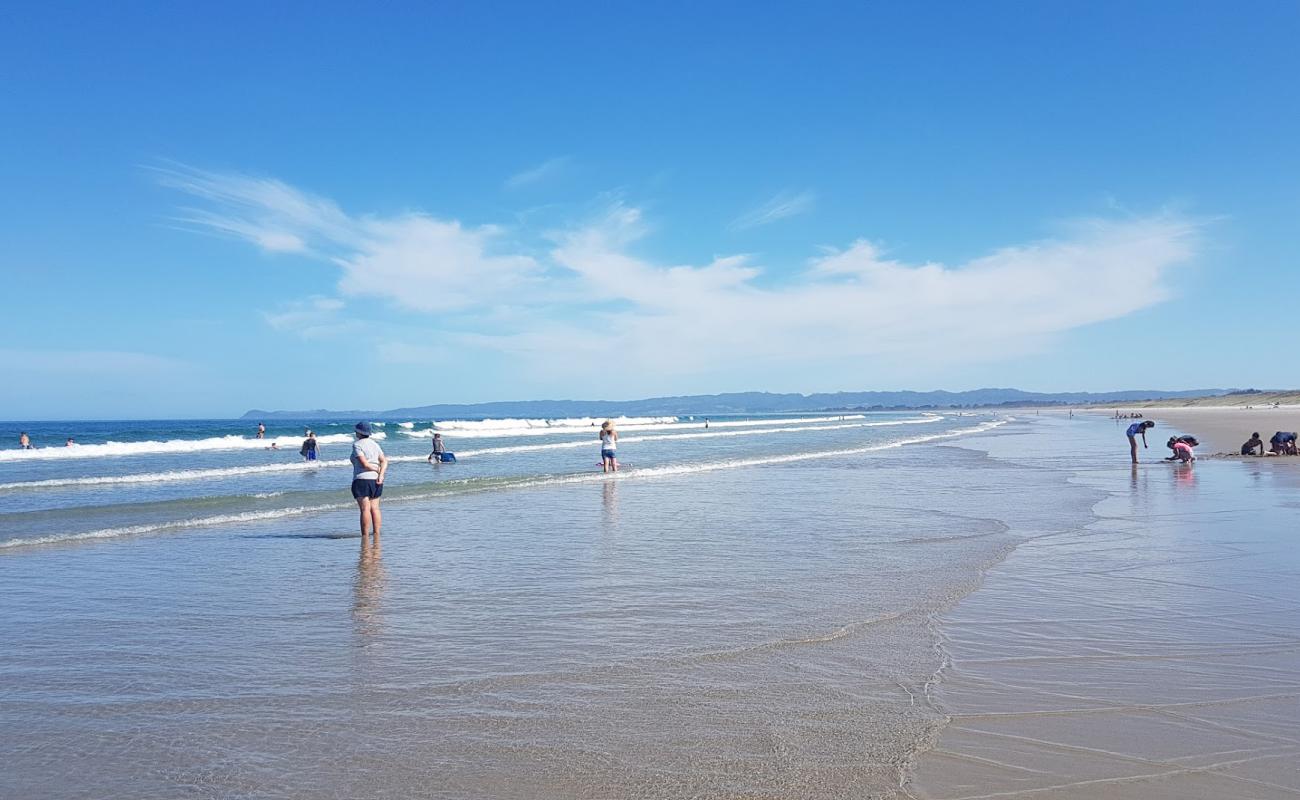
0, 412, 987, 547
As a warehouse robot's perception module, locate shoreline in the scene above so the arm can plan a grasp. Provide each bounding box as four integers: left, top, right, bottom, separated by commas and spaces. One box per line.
907, 415, 1300, 799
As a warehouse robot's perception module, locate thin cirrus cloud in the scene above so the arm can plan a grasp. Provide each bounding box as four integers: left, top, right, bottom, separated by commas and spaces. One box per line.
728, 190, 815, 231
504, 156, 571, 190
160, 165, 1201, 385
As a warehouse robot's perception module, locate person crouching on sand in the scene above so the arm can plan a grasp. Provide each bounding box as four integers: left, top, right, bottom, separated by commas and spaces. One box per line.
1241, 432, 1264, 457
1126, 420, 1155, 464
1168, 439, 1195, 463
600, 420, 618, 473
351, 422, 387, 539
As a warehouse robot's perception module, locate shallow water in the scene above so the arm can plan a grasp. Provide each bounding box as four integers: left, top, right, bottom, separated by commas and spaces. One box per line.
0, 412, 1119, 799
910, 417, 1300, 799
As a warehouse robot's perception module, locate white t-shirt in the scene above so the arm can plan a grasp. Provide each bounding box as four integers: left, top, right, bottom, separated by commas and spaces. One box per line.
351, 437, 384, 479
600, 431, 616, 452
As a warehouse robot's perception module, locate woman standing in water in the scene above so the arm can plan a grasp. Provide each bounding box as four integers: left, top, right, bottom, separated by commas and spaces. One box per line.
599, 420, 619, 473
350, 422, 387, 540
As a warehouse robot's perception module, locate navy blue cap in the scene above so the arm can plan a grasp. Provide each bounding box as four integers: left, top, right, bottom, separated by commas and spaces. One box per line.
355, 421, 372, 436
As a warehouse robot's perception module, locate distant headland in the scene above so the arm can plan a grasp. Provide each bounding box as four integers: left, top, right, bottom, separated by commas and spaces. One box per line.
242, 387, 1245, 420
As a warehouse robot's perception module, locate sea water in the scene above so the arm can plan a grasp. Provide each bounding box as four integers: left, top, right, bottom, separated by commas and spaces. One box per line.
0, 412, 1105, 798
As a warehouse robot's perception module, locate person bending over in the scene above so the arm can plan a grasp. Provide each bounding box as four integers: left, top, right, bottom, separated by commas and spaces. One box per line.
1126, 420, 1155, 464
1269, 431, 1298, 456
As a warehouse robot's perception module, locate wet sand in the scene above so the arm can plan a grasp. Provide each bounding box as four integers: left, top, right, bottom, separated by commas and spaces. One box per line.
908, 418, 1300, 799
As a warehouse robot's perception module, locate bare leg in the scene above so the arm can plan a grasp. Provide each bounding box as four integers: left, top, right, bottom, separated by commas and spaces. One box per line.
1129, 437, 1138, 464
370, 499, 382, 538
357, 497, 373, 538
612, 456, 619, 472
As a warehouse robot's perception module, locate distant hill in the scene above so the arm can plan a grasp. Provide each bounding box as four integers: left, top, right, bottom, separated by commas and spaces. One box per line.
242, 388, 1234, 420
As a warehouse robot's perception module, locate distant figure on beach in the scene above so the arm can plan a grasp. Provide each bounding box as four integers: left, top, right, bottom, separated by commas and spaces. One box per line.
65, 437, 75, 447
351, 422, 387, 539
1126, 420, 1155, 464
1241, 432, 1264, 457
300, 430, 318, 461
600, 420, 619, 473
1269, 431, 1298, 456
704, 418, 709, 429
18, 432, 31, 450
256, 422, 266, 440
427, 433, 446, 463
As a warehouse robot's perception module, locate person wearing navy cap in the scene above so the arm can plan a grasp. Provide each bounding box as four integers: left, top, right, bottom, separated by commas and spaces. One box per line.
350, 422, 387, 539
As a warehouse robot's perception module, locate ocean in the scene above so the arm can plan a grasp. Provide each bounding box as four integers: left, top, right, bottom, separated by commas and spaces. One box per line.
0, 412, 1146, 798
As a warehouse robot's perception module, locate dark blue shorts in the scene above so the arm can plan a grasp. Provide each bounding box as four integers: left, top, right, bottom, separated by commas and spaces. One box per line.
351, 479, 383, 500
601, 449, 616, 460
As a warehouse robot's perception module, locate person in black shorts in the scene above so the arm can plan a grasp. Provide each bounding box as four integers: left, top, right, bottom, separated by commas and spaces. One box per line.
350, 422, 388, 539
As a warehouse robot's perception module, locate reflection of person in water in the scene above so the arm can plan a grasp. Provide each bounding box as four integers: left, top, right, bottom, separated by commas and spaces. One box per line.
602, 479, 619, 527
352, 535, 386, 639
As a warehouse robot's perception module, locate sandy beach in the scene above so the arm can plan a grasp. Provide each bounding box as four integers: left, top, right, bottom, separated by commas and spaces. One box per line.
1073, 405, 1300, 456
909, 416, 1300, 799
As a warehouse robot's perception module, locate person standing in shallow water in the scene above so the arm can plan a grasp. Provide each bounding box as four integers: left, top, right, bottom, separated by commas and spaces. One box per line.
256, 422, 266, 439
599, 420, 618, 473
18, 432, 31, 450
350, 422, 387, 539
1126, 419, 1155, 464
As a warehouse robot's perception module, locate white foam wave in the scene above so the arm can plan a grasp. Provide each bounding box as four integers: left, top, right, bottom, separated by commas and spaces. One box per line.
0, 419, 1005, 551
429, 416, 678, 434
401, 414, 877, 438
397, 421, 415, 429
0, 416, 944, 490
0, 432, 383, 462
0, 505, 345, 550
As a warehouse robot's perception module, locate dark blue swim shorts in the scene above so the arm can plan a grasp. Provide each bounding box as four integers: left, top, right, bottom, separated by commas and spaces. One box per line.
351, 478, 383, 499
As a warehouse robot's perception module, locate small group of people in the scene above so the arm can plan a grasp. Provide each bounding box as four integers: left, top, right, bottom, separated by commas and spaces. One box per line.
1126, 420, 1198, 464
1241, 431, 1298, 456
16, 432, 76, 449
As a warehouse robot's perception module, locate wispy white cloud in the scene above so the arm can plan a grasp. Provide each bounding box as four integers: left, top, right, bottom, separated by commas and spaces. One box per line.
728, 190, 815, 231
505, 156, 571, 190
162, 166, 1201, 390
262, 296, 357, 340
529, 207, 1200, 380
157, 165, 541, 312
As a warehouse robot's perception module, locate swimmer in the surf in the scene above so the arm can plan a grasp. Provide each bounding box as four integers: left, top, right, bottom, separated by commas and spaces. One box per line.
427, 433, 446, 463
1126, 419, 1155, 464
18, 432, 31, 450
65, 437, 76, 447
300, 430, 318, 461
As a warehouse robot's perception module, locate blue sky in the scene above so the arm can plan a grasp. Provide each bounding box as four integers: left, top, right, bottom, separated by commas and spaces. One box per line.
2, 2, 1297, 418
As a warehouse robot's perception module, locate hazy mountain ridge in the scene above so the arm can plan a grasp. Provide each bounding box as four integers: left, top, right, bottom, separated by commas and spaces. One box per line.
242, 388, 1233, 420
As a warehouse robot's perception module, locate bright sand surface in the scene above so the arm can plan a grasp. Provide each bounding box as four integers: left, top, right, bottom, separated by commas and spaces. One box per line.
909, 417, 1300, 799
1143, 407, 1300, 456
